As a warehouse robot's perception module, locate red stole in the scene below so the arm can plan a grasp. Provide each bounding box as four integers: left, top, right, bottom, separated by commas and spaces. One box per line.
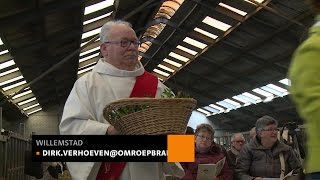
96, 71, 158, 180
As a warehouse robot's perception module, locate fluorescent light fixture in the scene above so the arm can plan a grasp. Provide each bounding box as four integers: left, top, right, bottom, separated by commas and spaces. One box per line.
77, 64, 95, 75
158, 77, 163, 81
153, 69, 170, 77
0, 68, 19, 77
3, 80, 26, 91
260, 86, 284, 97
197, 108, 211, 115
0, 50, 9, 56
263, 96, 274, 102
81, 38, 100, 47
0, 60, 15, 70
0, 75, 24, 86
232, 95, 251, 106
253, 88, 273, 97
194, 27, 218, 39
279, 78, 291, 86
163, 58, 182, 67
83, 13, 112, 25
79, 52, 99, 63
203, 106, 220, 113
84, 0, 114, 15
12, 90, 32, 99
253, 88, 275, 102
224, 98, 241, 108
266, 84, 288, 93
23, 103, 40, 111
80, 47, 100, 57
219, 3, 247, 16
209, 104, 225, 113
243, 92, 262, 103
238, 94, 257, 104
245, 0, 265, 5
176, 45, 198, 55
27, 107, 42, 115
183, 37, 207, 49
169, 52, 189, 62
217, 101, 237, 109
203, 16, 231, 31
18, 97, 36, 106
157, 64, 174, 72
82, 27, 102, 39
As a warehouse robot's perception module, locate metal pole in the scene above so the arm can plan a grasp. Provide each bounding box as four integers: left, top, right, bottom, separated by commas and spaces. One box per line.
0, 107, 2, 133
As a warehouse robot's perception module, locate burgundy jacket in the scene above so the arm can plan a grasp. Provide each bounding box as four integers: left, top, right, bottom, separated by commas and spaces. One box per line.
180, 144, 233, 180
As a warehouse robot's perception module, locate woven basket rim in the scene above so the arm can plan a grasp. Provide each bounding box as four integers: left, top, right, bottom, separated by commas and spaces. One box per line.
102, 98, 197, 134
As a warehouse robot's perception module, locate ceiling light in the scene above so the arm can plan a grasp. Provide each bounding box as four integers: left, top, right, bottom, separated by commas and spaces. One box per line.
169, 52, 189, 62
12, 90, 32, 99
0, 50, 9, 56
3, 80, 26, 91
194, 27, 218, 39
0, 68, 19, 77
163, 58, 182, 67
176, 45, 198, 55
157, 64, 174, 72
203, 16, 231, 31
23, 103, 40, 111
153, 69, 170, 77
183, 37, 207, 49
197, 108, 211, 115
83, 13, 112, 25
279, 78, 291, 86
27, 107, 42, 115
82, 27, 102, 39
84, 0, 114, 15
219, 3, 247, 16
18, 97, 36, 106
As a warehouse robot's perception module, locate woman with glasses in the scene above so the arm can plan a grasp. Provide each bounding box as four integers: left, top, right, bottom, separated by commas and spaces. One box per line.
180, 123, 232, 180
235, 116, 302, 180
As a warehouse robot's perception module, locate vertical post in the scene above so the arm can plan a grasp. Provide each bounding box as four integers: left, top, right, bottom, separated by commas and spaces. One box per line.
0, 107, 2, 133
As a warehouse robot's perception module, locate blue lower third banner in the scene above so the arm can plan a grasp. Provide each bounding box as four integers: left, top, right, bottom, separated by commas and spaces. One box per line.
32, 135, 167, 162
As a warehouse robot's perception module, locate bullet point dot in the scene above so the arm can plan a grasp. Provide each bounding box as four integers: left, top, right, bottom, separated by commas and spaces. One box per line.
36, 151, 40, 156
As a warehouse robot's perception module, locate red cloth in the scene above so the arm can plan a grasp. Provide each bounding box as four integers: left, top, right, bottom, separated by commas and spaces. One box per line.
96, 71, 158, 180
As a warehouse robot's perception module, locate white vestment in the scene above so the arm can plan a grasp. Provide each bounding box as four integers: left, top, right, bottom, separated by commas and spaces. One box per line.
60, 59, 184, 180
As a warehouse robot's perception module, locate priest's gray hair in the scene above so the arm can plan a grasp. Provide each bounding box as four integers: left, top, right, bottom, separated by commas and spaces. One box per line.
100, 20, 133, 44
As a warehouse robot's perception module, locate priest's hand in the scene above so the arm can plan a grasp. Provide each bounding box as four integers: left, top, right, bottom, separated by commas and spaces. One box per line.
106, 125, 119, 135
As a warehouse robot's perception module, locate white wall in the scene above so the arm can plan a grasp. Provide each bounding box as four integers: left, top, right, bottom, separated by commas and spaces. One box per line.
187, 111, 224, 136
25, 105, 62, 136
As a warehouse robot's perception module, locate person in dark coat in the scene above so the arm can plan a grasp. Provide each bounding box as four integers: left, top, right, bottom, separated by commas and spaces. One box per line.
235, 116, 302, 180
227, 133, 246, 170
180, 123, 233, 180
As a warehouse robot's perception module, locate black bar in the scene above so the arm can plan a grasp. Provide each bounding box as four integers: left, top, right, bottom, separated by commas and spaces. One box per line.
32, 135, 167, 162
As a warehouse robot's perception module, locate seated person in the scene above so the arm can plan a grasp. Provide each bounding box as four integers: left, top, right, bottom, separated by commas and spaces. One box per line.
180, 123, 232, 180
227, 133, 246, 169
235, 116, 302, 180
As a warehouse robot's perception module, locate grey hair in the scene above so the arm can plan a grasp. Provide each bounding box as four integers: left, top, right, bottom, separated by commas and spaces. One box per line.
195, 123, 215, 141
231, 133, 245, 142
99, 20, 133, 44
255, 116, 278, 135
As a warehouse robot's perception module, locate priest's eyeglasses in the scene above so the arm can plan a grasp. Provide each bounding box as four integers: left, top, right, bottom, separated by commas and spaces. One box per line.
104, 40, 140, 48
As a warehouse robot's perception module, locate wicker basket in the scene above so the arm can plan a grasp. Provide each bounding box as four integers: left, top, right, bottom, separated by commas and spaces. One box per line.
103, 98, 197, 135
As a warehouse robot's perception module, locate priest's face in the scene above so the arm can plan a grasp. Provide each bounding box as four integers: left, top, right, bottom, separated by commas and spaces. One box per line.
101, 24, 139, 71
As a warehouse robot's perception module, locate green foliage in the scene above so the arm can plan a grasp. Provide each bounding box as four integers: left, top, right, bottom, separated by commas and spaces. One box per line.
109, 88, 192, 120
161, 88, 175, 98
110, 104, 149, 120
